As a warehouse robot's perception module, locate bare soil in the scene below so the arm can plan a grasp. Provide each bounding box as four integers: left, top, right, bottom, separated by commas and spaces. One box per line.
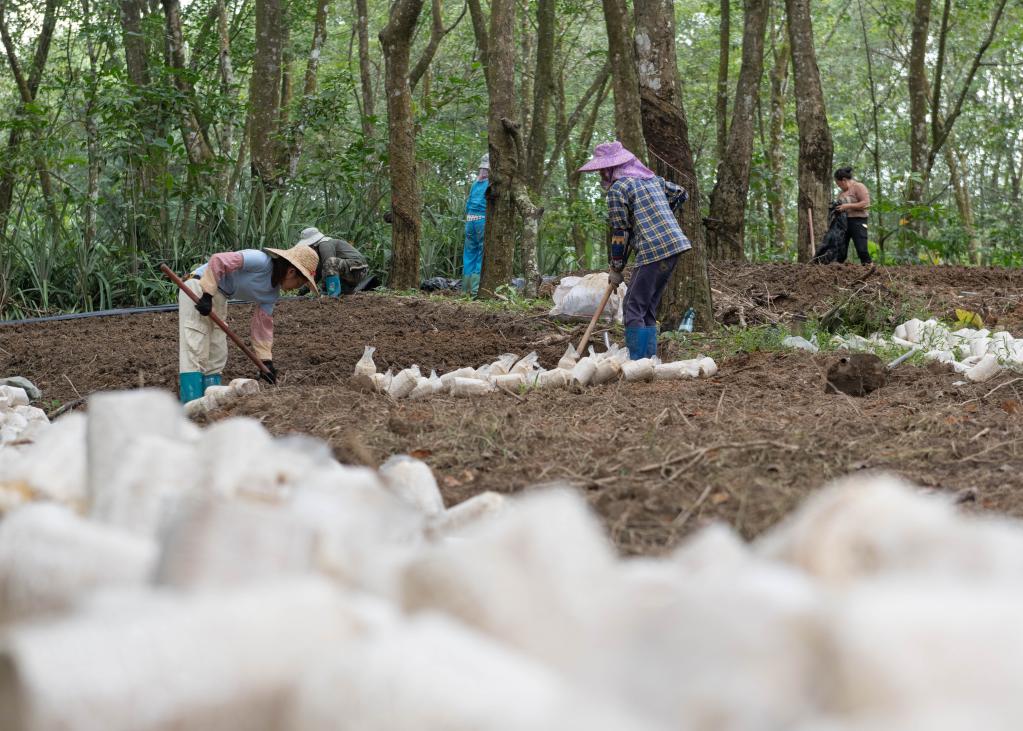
3, 263, 1022, 554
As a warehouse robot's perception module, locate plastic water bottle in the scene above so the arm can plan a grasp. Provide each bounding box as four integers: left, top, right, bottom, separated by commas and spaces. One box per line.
678, 307, 696, 333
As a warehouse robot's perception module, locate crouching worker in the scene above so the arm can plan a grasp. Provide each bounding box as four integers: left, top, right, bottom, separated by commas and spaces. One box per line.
296, 227, 369, 297
577, 141, 690, 360
177, 245, 319, 403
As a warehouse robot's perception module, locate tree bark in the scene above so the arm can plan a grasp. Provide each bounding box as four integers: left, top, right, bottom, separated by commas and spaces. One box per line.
715, 0, 730, 164
0, 0, 60, 232
163, 0, 215, 168
380, 0, 426, 289
601, 0, 647, 159
249, 0, 287, 194
785, 0, 832, 262
707, 0, 769, 261
633, 0, 714, 330
766, 16, 790, 252
355, 0, 376, 138
905, 0, 930, 218
525, 0, 555, 198
856, 0, 883, 260
0, 0, 60, 236
477, 0, 518, 299
287, 0, 330, 178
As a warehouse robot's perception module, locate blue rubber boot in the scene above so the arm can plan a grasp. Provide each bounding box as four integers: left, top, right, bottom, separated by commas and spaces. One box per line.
179, 372, 204, 404
203, 373, 222, 393
625, 327, 644, 360
325, 274, 342, 298
644, 326, 659, 358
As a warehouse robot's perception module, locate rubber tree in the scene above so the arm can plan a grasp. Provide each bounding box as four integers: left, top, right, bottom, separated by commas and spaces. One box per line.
380, 0, 426, 290
249, 0, 288, 216
0, 0, 60, 238
600, 0, 646, 159
707, 0, 770, 261
715, 0, 730, 164
765, 11, 790, 253
785, 0, 832, 262
633, 0, 714, 330
476, 0, 520, 298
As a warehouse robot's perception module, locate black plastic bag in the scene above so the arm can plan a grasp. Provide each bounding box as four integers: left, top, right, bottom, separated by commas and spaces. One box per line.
811, 202, 848, 264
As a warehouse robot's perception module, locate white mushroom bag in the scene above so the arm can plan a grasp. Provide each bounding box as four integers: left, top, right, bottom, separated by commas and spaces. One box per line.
549, 273, 626, 324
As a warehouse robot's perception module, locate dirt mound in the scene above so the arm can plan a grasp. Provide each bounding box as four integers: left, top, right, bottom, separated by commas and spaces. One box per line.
4, 263, 1023, 555
710, 262, 1023, 331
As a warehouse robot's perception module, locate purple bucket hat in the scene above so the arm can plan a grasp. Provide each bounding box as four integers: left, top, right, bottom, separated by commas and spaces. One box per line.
577, 141, 637, 172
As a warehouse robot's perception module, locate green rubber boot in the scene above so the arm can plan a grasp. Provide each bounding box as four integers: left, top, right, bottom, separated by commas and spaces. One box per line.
179, 371, 204, 404
203, 373, 222, 393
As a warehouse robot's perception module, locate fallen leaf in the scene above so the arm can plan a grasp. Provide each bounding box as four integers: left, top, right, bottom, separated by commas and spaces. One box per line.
409, 448, 433, 459
962, 402, 979, 414
1001, 400, 1020, 415
710, 492, 730, 505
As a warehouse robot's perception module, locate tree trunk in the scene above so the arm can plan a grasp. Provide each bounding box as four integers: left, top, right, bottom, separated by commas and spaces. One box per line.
380, 0, 426, 290
249, 0, 287, 194
163, 0, 215, 168
856, 0, 883, 260
707, 0, 769, 261
766, 13, 790, 253
601, 0, 646, 159
633, 0, 714, 330
477, 0, 518, 299
0, 0, 60, 236
905, 0, 930, 222
785, 0, 832, 262
525, 0, 555, 198
355, 0, 376, 138
288, 0, 330, 178
944, 137, 979, 264
715, 0, 730, 164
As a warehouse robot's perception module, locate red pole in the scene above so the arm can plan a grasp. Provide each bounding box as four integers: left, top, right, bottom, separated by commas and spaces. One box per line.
160, 264, 273, 378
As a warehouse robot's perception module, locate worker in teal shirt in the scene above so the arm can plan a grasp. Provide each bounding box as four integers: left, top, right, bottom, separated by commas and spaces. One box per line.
463, 153, 489, 296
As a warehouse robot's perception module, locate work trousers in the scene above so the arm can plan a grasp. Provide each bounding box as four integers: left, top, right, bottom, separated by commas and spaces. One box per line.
322, 256, 369, 285
178, 279, 229, 374
463, 218, 485, 295
837, 218, 871, 264
622, 254, 680, 329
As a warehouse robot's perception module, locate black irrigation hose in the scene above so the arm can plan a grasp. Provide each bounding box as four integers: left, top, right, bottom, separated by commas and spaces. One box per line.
0, 295, 315, 327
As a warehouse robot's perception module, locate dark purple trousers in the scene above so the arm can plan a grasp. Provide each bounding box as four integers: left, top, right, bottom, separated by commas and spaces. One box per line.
623, 254, 680, 328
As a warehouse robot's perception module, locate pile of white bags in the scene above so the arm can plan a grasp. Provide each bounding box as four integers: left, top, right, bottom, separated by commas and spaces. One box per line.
548, 273, 626, 323
350, 344, 718, 400
790, 317, 1023, 383
0, 385, 48, 447
183, 378, 262, 417
2, 389, 1023, 728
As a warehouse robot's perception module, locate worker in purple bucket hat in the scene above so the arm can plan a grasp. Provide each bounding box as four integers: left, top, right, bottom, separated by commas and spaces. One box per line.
578, 140, 691, 359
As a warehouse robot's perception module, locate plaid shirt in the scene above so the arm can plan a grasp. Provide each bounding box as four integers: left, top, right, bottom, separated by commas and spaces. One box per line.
606, 176, 691, 266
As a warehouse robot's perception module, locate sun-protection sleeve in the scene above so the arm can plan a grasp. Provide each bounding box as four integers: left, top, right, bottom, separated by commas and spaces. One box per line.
251, 305, 274, 361
198, 251, 245, 297
662, 179, 689, 212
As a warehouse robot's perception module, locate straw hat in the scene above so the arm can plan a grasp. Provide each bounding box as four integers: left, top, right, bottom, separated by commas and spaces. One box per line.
577, 141, 636, 172
265, 244, 320, 294
296, 226, 327, 248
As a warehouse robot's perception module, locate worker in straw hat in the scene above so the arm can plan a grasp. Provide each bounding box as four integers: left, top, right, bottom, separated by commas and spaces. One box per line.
295, 226, 369, 297
177, 245, 319, 403
462, 153, 490, 297
578, 140, 690, 360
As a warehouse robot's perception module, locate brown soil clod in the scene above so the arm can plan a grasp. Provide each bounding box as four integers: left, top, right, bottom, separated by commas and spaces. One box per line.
825, 353, 888, 397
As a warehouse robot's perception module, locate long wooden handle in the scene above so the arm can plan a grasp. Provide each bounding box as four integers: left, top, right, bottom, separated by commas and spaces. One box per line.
576, 282, 615, 355
160, 263, 273, 377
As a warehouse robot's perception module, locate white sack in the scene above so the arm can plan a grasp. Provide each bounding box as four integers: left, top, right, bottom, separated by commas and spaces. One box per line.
450, 377, 496, 397
0, 503, 156, 624
549, 273, 626, 324
379, 455, 445, 518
